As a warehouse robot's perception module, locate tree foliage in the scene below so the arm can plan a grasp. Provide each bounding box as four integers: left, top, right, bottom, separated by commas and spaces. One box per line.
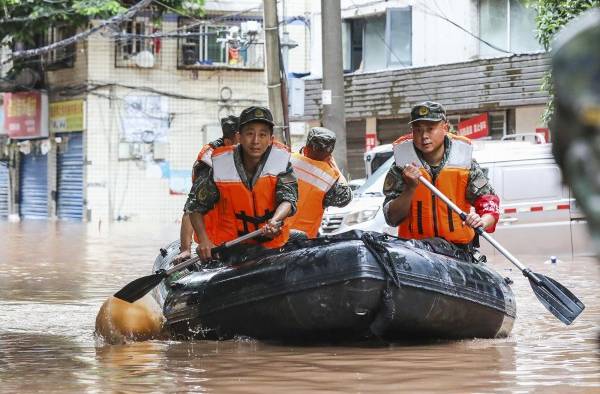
531, 0, 600, 50
527, 0, 600, 122
0, 0, 204, 46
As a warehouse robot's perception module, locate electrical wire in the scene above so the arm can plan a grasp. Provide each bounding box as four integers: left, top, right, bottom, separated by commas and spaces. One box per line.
421, 1, 513, 54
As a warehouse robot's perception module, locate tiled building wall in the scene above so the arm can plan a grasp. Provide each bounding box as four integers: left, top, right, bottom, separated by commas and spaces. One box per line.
85, 17, 269, 223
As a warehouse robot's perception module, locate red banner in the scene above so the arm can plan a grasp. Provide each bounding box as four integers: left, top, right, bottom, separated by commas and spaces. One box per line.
365, 132, 377, 151
536, 127, 549, 143
3, 91, 48, 139
458, 113, 489, 139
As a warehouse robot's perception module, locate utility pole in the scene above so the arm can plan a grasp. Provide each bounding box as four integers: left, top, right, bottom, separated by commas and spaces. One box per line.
263, 0, 286, 144
321, 0, 347, 175
280, 0, 298, 73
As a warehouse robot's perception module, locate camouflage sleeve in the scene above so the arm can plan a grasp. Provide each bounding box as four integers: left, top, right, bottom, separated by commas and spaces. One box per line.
382, 164, 406, 208
466, 159, 497, 204
276, 162, 298, 216
191, 160, 210, 182
184, 168, 220, 214
323, 178, 353, 208
381, 164, 407, 226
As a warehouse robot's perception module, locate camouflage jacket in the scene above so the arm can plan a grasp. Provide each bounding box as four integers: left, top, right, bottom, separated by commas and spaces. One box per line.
184, 144, 298, 215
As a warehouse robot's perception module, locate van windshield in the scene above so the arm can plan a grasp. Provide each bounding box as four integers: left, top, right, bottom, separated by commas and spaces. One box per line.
355, 156, 395, 197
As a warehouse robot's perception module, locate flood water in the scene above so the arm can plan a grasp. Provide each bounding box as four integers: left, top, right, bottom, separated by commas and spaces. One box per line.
0, 221, 598, 393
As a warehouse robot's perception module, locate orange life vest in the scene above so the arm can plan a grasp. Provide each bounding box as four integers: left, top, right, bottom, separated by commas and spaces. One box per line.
192, 143, 218, 244
211, 142, 291, 249
288, 152, 341, 238
393, 133, 475, 244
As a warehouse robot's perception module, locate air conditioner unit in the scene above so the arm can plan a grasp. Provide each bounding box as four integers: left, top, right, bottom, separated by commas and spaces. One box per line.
135, 50, 155, 68
182, 44, 198, 65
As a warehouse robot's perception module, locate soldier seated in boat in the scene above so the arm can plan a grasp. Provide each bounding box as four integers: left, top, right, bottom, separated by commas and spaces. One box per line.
288, 127, 353, 238
173, 115, 240, 264
382, 101, 500, 259
184, 106, 298, 262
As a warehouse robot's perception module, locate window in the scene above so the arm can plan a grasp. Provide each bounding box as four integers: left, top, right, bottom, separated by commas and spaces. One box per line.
386, 8, 412, 67
115, 17, 158, 68
342, 19, 363, 72
42, 26, 76, 70
342, 7, 412, 73
178, 18, 264, 69
479, 0, 543, 57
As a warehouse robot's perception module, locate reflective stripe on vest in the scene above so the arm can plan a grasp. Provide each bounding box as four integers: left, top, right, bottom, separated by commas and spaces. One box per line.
197, 144, 214, 167
393, 134, 475, 243
212, 143, 291, 248
289, 153, 340, 238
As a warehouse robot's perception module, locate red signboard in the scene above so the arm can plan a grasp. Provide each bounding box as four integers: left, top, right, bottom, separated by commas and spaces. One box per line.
365, 132, 377, 151
3, 91, 48, 139
458, 113, 489, 139
536, 127, 549, 143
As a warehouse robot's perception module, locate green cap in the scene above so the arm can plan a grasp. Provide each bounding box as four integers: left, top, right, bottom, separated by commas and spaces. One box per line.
306, 127, 336, 153
220, 115, 239, 138
409, 101, 446, 124
238, 106, 275, 128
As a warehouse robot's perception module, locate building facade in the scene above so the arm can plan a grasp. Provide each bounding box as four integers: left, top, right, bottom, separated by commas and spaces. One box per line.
293, 0, 550, 179
0, 0, 312, 224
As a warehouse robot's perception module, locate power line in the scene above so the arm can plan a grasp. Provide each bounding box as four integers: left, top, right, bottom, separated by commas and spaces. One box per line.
54, 82, 264, 104
420, 2, 513, 55
3, 0, 154, 65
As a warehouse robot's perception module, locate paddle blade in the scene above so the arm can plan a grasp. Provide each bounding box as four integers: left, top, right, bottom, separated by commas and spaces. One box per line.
113, 271, 167, 303
528, 272, 585, 325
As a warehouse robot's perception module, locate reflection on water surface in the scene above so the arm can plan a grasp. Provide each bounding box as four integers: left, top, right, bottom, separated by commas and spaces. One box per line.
0, 221, 598, 393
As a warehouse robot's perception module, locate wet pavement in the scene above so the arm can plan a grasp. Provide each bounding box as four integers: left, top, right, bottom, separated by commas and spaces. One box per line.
0, 221, 598, 393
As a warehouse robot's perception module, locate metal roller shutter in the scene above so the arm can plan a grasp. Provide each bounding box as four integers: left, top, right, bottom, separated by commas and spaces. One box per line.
19, 152, 48, 219
0, 162, 9, 219
57, 132, 84, 220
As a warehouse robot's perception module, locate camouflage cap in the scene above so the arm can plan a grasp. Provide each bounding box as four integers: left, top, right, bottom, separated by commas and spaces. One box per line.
306, 127, 336, 153
238, 106, 274, 128
409, 101, 447, 124
220, 115, 239, 138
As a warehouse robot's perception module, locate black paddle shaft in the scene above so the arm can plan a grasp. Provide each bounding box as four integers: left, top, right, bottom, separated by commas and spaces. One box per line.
113, 225, 273, 303
417, 174, 585, 325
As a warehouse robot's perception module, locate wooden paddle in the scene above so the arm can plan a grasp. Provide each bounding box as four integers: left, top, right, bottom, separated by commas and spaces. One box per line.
418, 174, 585, 325
113, 226, 271, 303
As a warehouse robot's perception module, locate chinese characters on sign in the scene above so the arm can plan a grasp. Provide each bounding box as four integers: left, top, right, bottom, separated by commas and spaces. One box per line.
458, 113, 489, 139
365, 132, 377, 151
3, 91, 49, 139
50, 100, 84, 133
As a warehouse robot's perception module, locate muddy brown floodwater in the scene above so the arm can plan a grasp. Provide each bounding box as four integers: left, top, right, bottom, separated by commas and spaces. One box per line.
0, 221, 598, 393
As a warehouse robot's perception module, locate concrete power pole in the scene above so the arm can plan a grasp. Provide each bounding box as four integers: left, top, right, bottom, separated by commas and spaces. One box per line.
263, 0, 286, 143
321, 0, 347, 175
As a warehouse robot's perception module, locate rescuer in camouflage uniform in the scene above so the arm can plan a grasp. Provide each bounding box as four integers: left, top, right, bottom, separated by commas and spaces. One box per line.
302, 127, 353, 209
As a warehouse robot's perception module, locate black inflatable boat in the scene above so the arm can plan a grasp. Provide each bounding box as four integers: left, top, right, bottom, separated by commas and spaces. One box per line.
152, 231, 515, 341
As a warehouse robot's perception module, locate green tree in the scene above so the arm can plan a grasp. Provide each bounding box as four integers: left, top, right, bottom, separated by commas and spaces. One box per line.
529, 0, 600, 121
0, 0, 204, 47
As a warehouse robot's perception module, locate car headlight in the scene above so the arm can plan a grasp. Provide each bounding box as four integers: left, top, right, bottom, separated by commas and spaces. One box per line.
342, 207, 380, 226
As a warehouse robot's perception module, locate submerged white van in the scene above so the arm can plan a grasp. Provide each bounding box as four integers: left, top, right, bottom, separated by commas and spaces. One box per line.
321, 140, 592, 258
